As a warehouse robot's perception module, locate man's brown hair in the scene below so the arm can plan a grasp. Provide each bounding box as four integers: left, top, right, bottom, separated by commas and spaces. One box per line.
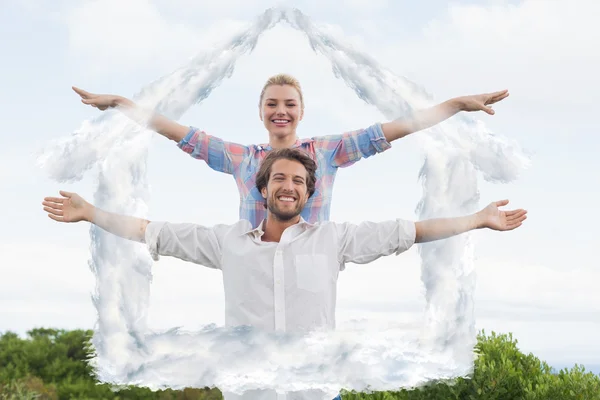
255, 148, 317, 204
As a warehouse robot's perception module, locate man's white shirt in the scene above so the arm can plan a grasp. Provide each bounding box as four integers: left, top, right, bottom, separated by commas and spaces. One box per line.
144, 218, 416, 399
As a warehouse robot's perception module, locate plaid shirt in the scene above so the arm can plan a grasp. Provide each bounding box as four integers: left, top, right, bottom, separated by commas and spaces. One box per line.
178, 123, 391, 228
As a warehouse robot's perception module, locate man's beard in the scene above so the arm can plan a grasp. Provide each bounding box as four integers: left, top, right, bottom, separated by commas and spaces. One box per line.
267, 198, 302, 222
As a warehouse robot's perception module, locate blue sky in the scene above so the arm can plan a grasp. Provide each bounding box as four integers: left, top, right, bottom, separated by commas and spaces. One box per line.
1, 0, 599, 375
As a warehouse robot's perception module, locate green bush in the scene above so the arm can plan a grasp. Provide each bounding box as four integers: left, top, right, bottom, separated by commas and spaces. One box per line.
340, 331, 600, 400
0, 375, 57, 400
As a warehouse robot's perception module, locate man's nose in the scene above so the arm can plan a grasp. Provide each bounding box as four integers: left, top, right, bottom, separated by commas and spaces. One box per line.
282, 178, 294, 191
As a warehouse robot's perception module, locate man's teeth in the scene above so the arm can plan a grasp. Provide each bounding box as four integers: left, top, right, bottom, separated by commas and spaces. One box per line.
278, 196, 295, 202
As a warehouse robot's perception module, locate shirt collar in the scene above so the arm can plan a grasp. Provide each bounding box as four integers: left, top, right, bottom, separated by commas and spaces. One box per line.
256, 138, 306, 151
244, 217, 314, 238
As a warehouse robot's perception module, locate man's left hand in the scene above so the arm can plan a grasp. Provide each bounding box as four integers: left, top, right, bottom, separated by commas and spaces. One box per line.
477, 200, 527, 231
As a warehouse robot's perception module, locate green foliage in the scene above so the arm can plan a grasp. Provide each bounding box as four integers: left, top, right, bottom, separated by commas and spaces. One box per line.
0, 328, 221, 400
0, 375, 58, 400
340, 330, 600, 400
1, 328, 599, 399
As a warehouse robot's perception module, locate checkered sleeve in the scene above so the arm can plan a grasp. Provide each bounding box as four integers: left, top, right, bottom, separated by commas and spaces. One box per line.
177, 127, 249, 174
312, 123, 392, 168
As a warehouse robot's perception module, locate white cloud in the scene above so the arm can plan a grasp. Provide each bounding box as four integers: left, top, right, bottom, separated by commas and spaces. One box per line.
337, 255, 600, 365
153, 0, 273, 17
0, 241, 96, 334
374, 0, 600, 113
336, 253, 600, 325
158, 0, 390, 18
63, 0, 247, 75
474, 258, 600, 317
0, 153, 14, 183
61, 0, 398, 77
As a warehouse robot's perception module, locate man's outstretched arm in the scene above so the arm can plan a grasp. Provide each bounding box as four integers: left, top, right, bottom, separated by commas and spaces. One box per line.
337, 199, 527, 265
72, 87, 190, 142
42, 191, 226, 268
42, 191, 149, 242
415, 199, 527, 243
381, 90, 510, 142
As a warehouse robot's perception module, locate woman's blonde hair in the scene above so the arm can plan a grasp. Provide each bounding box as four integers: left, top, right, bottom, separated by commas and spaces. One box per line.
259, 73, 304, 110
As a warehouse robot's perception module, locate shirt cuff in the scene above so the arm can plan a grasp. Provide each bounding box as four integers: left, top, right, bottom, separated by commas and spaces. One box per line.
395, 219, 416, 255
145, 221, 166, 261
176, 126, 198, 150
370, 122, 392, 153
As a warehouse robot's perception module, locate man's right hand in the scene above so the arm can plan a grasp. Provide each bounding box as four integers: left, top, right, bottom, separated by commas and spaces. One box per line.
72, 86, 122, 111
43, 191, 92, 223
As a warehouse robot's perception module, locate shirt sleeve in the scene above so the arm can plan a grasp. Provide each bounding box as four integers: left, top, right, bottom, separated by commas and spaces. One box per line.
335, 219, 416, 267
312, 123, 392, 168
177, 127, 249, 175
144, 221, 232, 270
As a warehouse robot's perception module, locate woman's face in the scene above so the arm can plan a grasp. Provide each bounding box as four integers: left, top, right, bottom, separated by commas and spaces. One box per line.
259, 84, 303, 138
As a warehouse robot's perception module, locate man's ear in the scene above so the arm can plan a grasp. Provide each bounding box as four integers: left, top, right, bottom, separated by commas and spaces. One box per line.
261, 187, 267, 199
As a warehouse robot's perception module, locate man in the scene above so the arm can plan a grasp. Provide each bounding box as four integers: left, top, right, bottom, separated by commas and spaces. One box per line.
42, 148, 527, 400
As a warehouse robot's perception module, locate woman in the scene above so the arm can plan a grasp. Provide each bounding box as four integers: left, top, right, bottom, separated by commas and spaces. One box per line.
73, 73, 508, 228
